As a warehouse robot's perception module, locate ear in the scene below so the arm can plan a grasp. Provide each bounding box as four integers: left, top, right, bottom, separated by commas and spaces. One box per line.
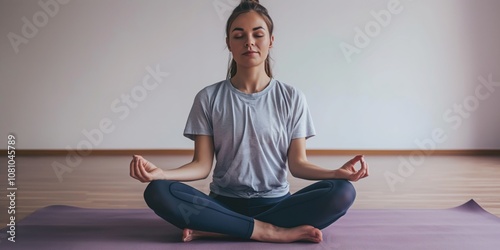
269, 35, 274, 48
226, 37, 231, 51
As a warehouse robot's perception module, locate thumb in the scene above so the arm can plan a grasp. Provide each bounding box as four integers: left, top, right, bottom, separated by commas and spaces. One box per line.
142, 158, 154, 169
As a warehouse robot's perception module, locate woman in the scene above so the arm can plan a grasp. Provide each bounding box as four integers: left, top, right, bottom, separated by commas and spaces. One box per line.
130, 0, 369, 243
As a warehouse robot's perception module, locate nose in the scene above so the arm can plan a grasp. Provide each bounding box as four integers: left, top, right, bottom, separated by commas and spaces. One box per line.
245, 38, 255, 48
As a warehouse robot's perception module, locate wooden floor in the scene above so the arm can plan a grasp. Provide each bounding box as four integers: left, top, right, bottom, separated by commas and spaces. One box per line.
1, 154, 499, 225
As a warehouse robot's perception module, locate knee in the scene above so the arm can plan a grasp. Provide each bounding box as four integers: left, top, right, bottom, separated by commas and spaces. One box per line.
143, 180, 174, 209
324, 179, 356, 210
338, 180, 356, 204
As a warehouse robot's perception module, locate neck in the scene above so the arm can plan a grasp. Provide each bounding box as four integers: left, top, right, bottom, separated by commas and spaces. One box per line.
231, 66, 271, 94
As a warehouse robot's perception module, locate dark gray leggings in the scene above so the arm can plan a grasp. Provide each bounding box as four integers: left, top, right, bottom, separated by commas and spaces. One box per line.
144, 179, 356, 239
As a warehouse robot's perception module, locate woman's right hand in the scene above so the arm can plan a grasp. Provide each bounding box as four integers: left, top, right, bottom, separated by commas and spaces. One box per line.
130, 155, 165, 183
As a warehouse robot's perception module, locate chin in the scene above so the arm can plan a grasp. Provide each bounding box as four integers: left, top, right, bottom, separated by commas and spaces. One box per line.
235, 59, 265, 68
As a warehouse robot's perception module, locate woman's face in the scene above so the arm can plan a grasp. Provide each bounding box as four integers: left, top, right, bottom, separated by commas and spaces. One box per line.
227, 11, 274, 71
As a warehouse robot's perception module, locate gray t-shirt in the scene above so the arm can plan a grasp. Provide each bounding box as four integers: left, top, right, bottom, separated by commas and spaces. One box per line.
183, 78, 316, 198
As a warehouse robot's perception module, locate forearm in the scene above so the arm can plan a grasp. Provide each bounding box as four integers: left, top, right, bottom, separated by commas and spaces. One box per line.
161, 160, 212, 182
160, 135, 214, 182
289, 160, 338, 180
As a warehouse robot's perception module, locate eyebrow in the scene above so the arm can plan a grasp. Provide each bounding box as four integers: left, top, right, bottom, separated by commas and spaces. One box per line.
232, 26, 265, 32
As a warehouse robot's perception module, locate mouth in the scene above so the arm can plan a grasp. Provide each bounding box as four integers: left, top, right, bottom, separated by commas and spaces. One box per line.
243, 51, 259, 56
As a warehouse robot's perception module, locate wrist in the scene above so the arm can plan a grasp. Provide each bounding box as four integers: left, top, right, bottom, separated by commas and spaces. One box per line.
160, 170, 168, 180
330, 169, 338, 179
151, 169, 167, 181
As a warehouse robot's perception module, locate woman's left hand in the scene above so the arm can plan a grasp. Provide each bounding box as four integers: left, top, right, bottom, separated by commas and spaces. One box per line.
334, 155, 369, 182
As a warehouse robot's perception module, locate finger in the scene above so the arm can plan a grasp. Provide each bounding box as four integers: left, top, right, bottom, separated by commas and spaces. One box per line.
137, 158, 151, 182
143, 158, 151, 170
139, 158, 152, 177
364, 162, 369, 177
350, 169, 364, 182
352, 161, 368, 181
130, 156, 137, 179
359, 157, 367, 172
134, 155, 143, 162
360, 157, 369, 178
134, 157, 147, 182
349, 155, 363, 164
142, 158, 152, 171
138, 156, 150, 171
344, 155, 362, 169
349, 173, 360, 182
135, 158, 147, 181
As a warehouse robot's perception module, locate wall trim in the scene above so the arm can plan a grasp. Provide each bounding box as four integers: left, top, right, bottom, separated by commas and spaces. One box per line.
5, 149, 500, 156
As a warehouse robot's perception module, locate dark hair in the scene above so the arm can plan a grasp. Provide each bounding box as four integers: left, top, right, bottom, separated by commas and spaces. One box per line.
226, 0, 274, 79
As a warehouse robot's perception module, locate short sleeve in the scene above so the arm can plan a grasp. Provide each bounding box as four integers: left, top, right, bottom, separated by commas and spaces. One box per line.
290, 90, 316, 139
183, 89, 213, 140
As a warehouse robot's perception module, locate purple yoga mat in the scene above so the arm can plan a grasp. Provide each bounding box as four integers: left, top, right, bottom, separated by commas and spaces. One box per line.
1, 199, 499, 250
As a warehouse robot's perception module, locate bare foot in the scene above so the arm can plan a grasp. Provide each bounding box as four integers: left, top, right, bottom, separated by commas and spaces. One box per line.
182, 229, 194, 242
182, 228, 228, 242
250, 220, 322, 243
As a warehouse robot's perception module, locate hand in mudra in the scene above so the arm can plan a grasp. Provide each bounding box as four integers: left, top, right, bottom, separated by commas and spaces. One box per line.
129, 155, 164, 182
335, 155, 369, 182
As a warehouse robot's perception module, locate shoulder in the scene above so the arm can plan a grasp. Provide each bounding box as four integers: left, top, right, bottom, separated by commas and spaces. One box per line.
193, 80, 227, 102
273, 79, 307, 101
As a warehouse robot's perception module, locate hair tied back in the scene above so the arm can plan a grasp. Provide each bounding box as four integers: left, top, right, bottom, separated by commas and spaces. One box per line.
228, 0, 272, 78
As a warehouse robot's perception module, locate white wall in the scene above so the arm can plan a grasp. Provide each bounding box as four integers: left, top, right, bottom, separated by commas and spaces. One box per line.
1, 0, 499, 150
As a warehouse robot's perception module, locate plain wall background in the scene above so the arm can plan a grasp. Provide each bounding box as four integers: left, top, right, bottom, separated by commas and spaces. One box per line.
1, 0, 499, 150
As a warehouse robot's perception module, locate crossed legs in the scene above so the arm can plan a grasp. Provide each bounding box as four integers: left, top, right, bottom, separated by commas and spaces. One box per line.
143, 179, 355, 243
